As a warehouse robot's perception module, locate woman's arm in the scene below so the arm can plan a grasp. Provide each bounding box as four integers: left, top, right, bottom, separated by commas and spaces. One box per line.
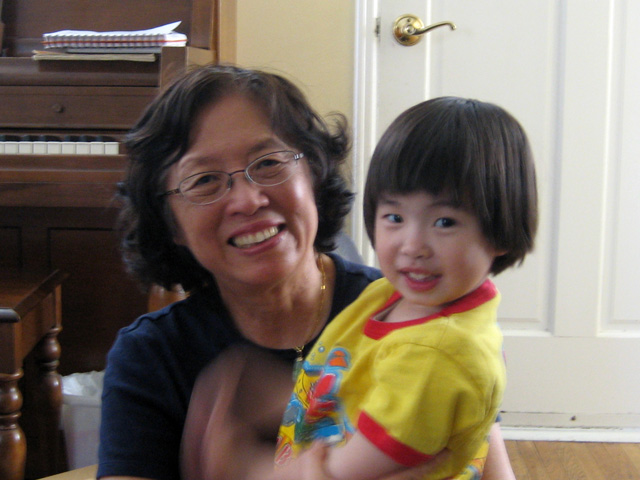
181, 345, 294, 480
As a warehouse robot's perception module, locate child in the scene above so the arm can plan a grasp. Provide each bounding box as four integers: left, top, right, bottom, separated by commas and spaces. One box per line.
274, 96, 538, 480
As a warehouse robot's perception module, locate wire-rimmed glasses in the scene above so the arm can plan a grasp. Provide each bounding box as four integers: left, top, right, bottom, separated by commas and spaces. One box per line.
161, 150, 304, 205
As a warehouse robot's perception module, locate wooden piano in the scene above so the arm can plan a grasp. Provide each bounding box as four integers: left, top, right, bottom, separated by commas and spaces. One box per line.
0, 1, 233, 478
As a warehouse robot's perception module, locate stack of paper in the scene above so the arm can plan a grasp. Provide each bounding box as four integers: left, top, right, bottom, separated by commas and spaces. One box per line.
40, 21, 187, 55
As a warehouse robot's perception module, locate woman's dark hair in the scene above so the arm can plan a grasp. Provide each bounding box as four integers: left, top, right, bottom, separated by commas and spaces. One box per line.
363, 96, 538, 275
118, 64, 352, 292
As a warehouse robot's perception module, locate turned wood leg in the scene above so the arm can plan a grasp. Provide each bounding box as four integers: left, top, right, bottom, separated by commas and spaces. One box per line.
24, 325, 63, 478
0, 370, 26, 480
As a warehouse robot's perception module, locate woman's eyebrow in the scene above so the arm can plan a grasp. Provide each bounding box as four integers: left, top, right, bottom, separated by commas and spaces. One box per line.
178, 138, 288, 172
245, 137, 289, 156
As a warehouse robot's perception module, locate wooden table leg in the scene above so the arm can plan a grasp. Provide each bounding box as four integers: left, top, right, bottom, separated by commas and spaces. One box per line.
0, 370, 27, 480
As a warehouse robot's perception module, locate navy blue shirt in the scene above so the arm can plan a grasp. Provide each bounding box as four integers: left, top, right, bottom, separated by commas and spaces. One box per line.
98, 254, 381, 480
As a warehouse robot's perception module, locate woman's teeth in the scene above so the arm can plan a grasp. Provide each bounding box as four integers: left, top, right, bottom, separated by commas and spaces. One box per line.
233, 226, 279, 248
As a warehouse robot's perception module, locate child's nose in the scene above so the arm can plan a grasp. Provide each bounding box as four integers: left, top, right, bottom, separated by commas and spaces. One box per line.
400, 229, 432, 258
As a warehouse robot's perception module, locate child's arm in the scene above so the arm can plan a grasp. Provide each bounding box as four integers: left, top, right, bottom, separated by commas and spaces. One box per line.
325, 431, 411, 479
483, 423, 516, 480
271, 431, 442, 480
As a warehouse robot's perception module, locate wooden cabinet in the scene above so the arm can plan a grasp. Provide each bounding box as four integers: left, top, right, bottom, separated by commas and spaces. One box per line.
0, 207, 148, 376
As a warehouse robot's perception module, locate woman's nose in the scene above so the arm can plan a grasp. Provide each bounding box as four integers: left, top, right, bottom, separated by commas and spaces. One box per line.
225, 175, 268, 213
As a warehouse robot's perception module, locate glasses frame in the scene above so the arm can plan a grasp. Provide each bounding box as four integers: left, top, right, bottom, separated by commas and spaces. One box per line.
161, 150, 304, 205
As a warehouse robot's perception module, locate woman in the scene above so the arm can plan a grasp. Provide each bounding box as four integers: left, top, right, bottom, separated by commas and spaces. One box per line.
98, 64, 515, 480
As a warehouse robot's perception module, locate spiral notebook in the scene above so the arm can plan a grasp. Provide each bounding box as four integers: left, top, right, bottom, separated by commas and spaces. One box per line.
42, 21, 187, 51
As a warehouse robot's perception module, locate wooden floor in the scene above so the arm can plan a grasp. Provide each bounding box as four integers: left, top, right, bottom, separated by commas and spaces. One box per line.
505, 441, 640, 479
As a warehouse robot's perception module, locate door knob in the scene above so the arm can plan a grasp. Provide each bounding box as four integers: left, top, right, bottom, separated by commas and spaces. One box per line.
392, 15, 456, 46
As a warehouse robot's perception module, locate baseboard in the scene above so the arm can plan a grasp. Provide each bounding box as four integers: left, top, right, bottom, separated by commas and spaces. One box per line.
501, 426, 640, 443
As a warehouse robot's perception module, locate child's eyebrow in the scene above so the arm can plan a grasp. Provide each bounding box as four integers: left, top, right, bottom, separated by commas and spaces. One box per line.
379, 194, 459, 209
430, 198, 459, 209
378, 196, 400, 206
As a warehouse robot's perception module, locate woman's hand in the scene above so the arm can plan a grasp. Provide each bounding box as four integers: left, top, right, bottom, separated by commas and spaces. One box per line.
181, 345, 295, 480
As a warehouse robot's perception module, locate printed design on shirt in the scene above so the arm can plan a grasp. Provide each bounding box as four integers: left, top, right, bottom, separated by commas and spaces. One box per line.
453, 436, 489, 480
276, 345, 355, 465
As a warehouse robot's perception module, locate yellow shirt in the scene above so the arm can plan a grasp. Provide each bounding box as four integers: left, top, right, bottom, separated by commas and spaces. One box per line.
276, 277, 505, 479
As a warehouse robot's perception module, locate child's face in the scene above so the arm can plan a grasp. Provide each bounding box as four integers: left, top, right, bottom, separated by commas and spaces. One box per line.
374, 191, 504, 318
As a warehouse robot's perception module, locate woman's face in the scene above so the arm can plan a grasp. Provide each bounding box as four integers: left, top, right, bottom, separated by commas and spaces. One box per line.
166, 94, 319, 290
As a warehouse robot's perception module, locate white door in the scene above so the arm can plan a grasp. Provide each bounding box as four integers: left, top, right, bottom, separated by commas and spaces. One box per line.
352, 0, 640, 439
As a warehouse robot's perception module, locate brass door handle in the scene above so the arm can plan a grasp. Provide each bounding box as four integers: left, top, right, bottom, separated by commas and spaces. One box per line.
393, 15, 456, 46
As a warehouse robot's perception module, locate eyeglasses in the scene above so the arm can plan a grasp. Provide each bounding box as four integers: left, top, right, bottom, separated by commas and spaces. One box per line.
161, 150, 304, 205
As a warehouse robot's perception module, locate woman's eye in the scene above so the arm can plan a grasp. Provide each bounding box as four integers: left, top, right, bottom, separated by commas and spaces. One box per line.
254, 158, 282, 170
434, 217, 456, 228
186, 172, 224, 191
194, 173, 219, 186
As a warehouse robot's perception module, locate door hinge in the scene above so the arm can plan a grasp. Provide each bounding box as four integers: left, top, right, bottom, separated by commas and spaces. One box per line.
375, 17, 381, 38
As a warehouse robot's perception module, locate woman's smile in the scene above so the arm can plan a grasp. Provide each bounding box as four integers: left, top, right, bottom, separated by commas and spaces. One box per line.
230, 225, 283, 248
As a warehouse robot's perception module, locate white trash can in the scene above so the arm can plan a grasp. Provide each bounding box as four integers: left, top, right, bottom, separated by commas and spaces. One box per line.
61, 371, 104, 469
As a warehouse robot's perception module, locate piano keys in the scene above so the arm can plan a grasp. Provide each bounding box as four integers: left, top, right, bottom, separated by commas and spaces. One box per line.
0, 134, 121, 155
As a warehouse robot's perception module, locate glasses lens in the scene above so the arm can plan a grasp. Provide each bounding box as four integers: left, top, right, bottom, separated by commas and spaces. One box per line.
180, 171, 228, 204
247, 151, 297, 186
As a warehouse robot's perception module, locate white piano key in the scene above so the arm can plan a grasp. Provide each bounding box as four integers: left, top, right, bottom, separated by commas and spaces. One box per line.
90, 142, 105, 155
18, 142, 33, 154
75, 142, 91, 155
33, 141, 48, 154
4, 141, 18, 154
61, 142, 77, 155
47, 142, 62, 154
104, 142, 120, 155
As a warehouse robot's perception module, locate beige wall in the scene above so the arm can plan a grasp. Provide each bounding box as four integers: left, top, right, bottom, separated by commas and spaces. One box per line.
234, 1, 355, 122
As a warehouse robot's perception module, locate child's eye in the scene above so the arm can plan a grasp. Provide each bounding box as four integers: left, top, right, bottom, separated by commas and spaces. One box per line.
383, 213, 403, 224
434, 217, 456, 228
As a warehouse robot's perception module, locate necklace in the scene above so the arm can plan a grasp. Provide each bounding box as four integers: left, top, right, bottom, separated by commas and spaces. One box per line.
292, 254, 326, 381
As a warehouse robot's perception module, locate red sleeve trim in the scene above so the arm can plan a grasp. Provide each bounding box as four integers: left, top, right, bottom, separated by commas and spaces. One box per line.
358, 412, 435, 467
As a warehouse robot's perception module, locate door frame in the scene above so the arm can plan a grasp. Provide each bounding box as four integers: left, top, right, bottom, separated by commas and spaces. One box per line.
351, 0, 378, 267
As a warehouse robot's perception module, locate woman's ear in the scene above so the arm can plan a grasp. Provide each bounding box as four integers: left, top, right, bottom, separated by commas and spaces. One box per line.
173, 230, 187, 246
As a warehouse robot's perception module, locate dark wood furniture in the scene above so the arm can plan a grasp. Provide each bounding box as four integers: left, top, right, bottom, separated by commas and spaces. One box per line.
0, 1, 232, 477
0, 269, 68, 480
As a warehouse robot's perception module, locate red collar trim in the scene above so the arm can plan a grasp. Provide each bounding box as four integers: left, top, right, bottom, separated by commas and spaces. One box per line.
364, 279, 497, 340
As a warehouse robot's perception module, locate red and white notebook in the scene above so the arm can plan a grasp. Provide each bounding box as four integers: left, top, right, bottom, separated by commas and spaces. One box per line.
42, 21, 187, 51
